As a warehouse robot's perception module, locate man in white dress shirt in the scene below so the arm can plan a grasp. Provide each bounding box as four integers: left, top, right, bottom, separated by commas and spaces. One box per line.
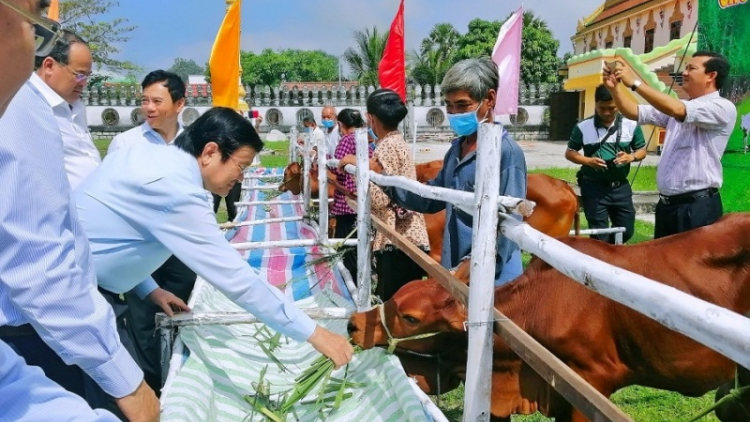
108, 69, 197, 395
321, 105, 340, 158
32, 29, 99, 190
604, 51, 736, 238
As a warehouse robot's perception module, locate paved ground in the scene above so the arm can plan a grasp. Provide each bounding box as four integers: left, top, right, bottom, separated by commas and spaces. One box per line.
412, 139, 661, 169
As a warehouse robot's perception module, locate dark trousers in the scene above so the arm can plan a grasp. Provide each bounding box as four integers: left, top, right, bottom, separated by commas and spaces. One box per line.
579, 179, 636, 244
0, 290, 136, 420
374, 246, 426, 301
334, 214, 358, 283
654, 190, 722, 239
213, 182, 242, 221
125, 255, 196, 395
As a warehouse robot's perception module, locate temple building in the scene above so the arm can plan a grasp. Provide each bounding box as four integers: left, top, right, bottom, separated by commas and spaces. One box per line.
563, 0, 699, 150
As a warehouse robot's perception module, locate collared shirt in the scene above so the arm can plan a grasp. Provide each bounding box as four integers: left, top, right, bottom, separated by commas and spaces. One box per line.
0, 340, 119, 421
29, 73, 101, 190
638, 91, 736, 196
74, 143, 317, 342
568, 113, 646, 182
0, 81, 143, 398
384, 129, 527, 284
325, 124, 341, 158
107, 121, 184, 154
307, 126, 326, 154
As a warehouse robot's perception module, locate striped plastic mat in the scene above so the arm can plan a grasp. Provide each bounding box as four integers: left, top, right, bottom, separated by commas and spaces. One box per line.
160, 167, 442, 421
161, 285, 431, 421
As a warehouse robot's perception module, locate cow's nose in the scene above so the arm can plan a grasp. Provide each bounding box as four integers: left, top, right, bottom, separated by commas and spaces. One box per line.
347, 321, 358, 334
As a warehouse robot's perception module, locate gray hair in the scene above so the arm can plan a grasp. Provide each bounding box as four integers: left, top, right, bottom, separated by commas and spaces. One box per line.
440, 57, 499, 102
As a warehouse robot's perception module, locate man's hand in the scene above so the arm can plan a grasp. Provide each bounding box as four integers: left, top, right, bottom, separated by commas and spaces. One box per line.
115, 380, 160, 422
148, 287, 190, 317
307, 326, 354, 369
613, 151, 635, 165
586, 156, 608, 170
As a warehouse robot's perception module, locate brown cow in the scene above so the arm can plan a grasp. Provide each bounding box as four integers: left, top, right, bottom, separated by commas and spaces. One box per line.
348, 213, 750, 422
280, 160, 580, 263
278, 161, 335, 199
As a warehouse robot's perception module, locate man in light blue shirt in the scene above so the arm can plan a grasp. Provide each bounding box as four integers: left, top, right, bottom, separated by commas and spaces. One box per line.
76, 107, 354, 368
107, 69, 185, 154
0, 0, 159, 420
108, 69, 198, 394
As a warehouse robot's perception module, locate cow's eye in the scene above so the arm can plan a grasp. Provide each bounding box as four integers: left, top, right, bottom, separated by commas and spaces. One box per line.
402, 315, 420, 324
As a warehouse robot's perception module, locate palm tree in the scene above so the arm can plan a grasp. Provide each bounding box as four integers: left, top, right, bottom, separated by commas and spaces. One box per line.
408, 23, 460, 86
344, 26, 389, 87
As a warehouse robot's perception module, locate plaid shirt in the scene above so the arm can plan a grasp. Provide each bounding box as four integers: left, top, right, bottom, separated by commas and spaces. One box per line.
331, 133, 371, 215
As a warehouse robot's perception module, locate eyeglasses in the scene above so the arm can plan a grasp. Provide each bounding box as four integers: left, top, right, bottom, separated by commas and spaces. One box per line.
0, 0, 64, 57
58, 61, 92, 82
229, 155, 250, 173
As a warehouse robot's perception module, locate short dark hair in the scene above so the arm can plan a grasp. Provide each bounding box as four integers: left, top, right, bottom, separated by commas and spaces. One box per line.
174, 107, 263, 161
34, 30, 87, 68
366, 89, 408, 130
693, 51, 731, 90
595, 84, 613, 102
141, 70, 186, 103
302, 116, 316, 125
337, 108, 365, 129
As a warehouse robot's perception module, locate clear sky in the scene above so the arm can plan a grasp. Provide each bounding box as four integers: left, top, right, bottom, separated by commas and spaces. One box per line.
102, 0, 603, 76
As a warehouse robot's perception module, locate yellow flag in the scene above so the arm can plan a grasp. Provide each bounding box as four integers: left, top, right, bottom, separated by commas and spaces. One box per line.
209, 0, 241, 109
47, 0, 59, 21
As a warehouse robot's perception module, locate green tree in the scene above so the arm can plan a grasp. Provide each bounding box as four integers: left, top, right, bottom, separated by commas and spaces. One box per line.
454, 11, 561, 86
237, 49, 338, 86
58, 0, 139, 77
409, 23, 461, 86
344, 26, 389, 86
168, 58, 205, 84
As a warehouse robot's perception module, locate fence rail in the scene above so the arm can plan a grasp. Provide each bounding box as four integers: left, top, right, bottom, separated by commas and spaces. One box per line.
82, 82, 563, 107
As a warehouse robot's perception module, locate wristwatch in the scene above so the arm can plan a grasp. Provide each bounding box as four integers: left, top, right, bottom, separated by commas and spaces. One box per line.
630, 80, 642, 92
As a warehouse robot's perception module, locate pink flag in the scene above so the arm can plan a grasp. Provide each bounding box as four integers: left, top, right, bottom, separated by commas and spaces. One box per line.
492, 7, 523, 116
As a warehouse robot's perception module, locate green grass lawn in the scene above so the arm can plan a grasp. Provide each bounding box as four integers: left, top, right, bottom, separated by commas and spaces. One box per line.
529, 165, 658, 192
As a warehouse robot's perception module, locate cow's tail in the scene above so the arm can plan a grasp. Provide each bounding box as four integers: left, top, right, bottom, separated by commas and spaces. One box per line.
573, 211, 581, 236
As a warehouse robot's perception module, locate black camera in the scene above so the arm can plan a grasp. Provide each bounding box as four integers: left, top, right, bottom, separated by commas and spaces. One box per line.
605, 159, 624, 170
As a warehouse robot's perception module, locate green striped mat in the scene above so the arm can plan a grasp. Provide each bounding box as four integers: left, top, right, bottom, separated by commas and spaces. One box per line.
161, 284, 432, 421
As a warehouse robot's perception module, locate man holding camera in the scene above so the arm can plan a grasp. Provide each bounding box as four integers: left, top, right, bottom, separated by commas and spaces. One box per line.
565, 84, 646, 244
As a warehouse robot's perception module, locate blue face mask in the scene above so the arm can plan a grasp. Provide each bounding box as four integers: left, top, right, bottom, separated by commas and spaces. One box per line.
305, 127, 312, 134
368, 128, 378, 141
321, 119, 335, 129
447, 109, 481, 137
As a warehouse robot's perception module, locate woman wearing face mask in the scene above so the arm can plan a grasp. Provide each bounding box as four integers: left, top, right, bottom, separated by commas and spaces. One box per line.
339, 89, 430, 300
330, 108, 369, 282
377, 58, 528, 288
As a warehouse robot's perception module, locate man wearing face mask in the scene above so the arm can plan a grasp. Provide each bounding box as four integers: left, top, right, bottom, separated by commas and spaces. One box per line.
321, 105, 340, 158
379, 57, 527, 286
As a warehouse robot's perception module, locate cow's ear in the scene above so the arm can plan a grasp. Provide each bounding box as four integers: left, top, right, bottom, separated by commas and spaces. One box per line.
453, 260, 471, 285
446, 300, 468, 332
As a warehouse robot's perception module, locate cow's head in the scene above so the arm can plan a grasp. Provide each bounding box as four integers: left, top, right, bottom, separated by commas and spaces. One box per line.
348, 279, 467, 354
279, 162, 302, 194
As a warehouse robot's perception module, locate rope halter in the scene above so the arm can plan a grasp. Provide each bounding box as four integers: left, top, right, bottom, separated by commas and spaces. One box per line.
376, 304, 442, 354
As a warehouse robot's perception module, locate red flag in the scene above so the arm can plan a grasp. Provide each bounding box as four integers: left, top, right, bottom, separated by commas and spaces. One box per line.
378, 0, 406, 101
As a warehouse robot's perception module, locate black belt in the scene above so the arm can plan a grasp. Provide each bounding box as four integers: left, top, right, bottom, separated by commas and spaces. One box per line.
659, 188, 719, 206
580, 178, 628, 188
0, 323, 35, 337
